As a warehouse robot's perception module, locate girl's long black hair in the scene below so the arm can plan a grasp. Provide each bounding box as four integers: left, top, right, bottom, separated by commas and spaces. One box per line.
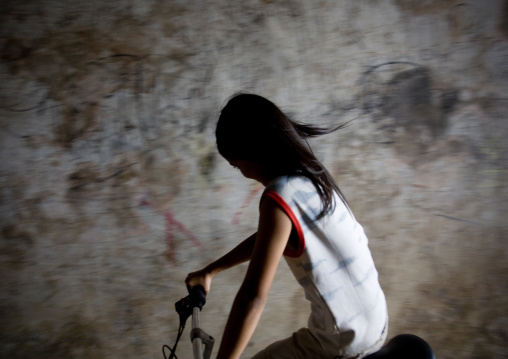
215, 93, 348, 219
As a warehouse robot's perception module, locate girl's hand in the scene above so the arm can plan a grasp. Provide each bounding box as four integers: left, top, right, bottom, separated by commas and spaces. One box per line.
185, 268, 213, 295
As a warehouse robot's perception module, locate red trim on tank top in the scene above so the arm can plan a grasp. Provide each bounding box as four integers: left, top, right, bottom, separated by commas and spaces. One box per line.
262, 190, 305, 258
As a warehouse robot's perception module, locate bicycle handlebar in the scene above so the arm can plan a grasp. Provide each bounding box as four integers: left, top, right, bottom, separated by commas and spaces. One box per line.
175, 286, 207, 325
191, 306, 215, 359
172, 286, 214, 359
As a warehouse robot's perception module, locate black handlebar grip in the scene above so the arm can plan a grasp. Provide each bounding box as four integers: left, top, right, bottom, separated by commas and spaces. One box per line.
189, 285, 206, 310
175, 285, 207, 325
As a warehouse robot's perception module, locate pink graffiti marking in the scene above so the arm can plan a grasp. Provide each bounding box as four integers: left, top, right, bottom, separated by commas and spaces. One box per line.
164, 210, 203, 249
140, 198, 203, 265
232, 186, 263, 225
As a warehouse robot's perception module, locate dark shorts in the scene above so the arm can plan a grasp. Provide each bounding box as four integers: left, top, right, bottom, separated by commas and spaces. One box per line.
251, 325, 387, 359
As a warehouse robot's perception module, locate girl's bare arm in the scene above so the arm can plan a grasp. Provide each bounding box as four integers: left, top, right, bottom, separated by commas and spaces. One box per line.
216, 196, 292, 359
185, 232, 257, 294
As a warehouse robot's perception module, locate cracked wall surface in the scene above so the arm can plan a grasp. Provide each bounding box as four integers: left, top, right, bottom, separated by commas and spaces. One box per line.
1, 1, 507, 358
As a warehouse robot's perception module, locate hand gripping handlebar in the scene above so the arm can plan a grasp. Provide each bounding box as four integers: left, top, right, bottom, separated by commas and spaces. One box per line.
175, 286, 215, 359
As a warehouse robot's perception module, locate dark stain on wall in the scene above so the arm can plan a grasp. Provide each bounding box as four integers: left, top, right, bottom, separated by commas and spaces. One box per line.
67, 163, 99, 194
440, 89, 459, 115
56, 103, 99, 148
1, 37, 33, 75
1, 6, 192, 148
106, 159, 142, 228
500, 0, 508, 37
360, 62, 453, 160
200, 151, 217, 181
388, 68, 437, 130
471, 98, 508, 169
65, 157, 142, 227
0, 223, 33, 270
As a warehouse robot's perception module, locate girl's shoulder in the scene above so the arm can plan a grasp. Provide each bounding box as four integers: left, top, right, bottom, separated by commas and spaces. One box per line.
265, 175, 314, 196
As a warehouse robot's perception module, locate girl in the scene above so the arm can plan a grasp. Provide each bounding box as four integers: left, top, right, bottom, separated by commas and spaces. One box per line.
185, 93, 388, 359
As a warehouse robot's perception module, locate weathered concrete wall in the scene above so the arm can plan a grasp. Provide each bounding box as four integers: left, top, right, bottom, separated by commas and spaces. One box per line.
1, 1, 507, 358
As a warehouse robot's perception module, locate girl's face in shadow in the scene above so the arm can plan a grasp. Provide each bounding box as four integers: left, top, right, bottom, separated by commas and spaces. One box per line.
226, 159, 272, 186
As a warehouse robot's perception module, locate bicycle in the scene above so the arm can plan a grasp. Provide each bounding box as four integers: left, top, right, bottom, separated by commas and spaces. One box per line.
163, 286, 215, 359
163, 287, 435, 359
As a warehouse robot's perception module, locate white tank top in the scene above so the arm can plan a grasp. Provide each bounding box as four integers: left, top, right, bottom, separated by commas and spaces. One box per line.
263, 175, 388, 357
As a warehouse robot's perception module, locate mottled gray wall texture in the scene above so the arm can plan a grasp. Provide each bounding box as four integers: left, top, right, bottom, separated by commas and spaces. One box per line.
1, 0, 507, 358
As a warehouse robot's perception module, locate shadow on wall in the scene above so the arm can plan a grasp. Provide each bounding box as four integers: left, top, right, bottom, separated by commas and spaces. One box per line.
360, 62, 458, 162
